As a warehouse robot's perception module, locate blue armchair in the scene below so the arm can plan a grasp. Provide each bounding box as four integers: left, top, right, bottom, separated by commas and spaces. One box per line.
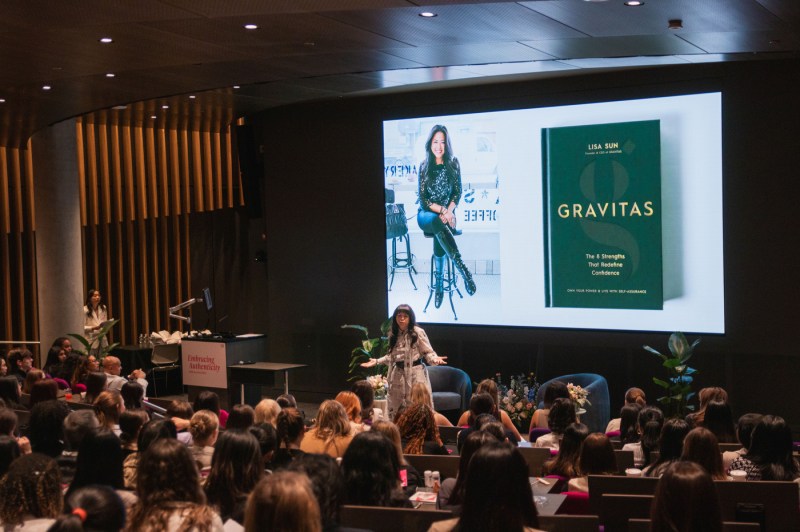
427, 365, 472, 414
536, 373, 610, 433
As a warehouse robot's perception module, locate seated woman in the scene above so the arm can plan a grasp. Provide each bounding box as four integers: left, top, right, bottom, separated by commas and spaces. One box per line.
429, 442, 540, 532
605, 387, 646, 433
728, 414, 800, 481
119, 409, 150, 458
226, 404, 256, 431
20, 369, 44, 407
0, 376, 24, 410
121, 381, 145, 410
410, 383, 452, 427
49, 485, 127, 532
371, 419, 422, 495
542, 422, 590, 479
244, 471, 321, 532
644, 418, 691, 477
528, 380, 569, 434
700, 400, 738, 444
438, 431, 497, 509
568, 433, 618, 493
42, 345, 69, 387
193, 390, 229, 429
70, 354, 100, 393
300, 400, 354, 458
351, 379, 382, 425
66, 430, 137, 510
94, 390, 125, 435
722, 413, 762, 470
456, 379, 515, 436
395, 402, 448, 455
335, 390, 366, 434
457, 393, 518, 451
686, 386, 728, 428
205, 430, 265, 524
650, 461, 722, 532
29, 378, 59, 409
618, 403, 643, 444
341, 431, 409, 508
622, 405, 663, 467
188, 409, 219, 473
271, 407, 306, 470
84, 371, 107, 404
0, 453, 63, 529
254, 398, 281, 427
681, 427, 727, 480
533, 398, 577, 450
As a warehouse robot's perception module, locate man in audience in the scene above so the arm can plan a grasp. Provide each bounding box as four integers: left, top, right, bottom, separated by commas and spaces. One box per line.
58, 409, 100, 484
7, 348, 34, 384
102, 355, 148, 395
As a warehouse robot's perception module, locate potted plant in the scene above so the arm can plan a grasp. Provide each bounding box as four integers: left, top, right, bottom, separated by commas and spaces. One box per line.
341, 317, 392, 382
68, 319, 120, 359
644, 332, 700, 418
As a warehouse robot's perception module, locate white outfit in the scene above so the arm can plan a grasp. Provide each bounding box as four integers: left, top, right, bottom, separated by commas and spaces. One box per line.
606, 418, 621, 433
622, 442, 645, 467
84, 304, 109, 355
375, 326, 444, 419
533, 432, 562, 450
105, 371, 149, 395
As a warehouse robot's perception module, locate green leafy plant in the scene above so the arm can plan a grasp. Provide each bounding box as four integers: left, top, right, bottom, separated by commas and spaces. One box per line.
68, 319, 121, 359
342, 318, 392, 381
644, 332, 700, 418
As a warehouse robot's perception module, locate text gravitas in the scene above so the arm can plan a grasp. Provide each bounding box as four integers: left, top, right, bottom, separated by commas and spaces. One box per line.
557, 201, 654, 219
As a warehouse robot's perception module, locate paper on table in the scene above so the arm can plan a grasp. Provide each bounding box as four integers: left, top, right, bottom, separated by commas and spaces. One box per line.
409, 491, 438, 503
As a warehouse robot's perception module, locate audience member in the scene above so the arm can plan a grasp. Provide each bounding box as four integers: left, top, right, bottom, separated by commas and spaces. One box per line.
6, 348, 33, 385
226, 404, 256, 431
644, 418, 691, 477
249, 423, 278, 470
335, 390, 366, 434
534, 397, 577, 450
120, 381, 145, 410
456, 393, 517, 450
457, 379, 520, 436
287, 453, 347, 532
396, 402, 447, 455
440, 431, 497, 509
0, 376, 24, 409
650, 461, 722, 532
123, 418, 177, 490
728, 414, 800, 481
66, 430, 137, 509
542, 422, 590, 479
411, 382, 453, 427
119, 409, 150, 458
0, 353, 8, 377
681, 427, 727, 480
126, 438, 223, 531
59, 409, 100, 484
687, 386, 728, 427
205, 430, 265, 523
29, 399, 70, 457
0, 435, 21, 478
244, 471, 321, 532
430, 442, 539, 532
165, 399, 194, 445
189, 410, 220, 472
272, 407, 306, 470
300, 400, 354, 458
605, 387, 647, 433
42, 345, 67, 380
94, 390, 125, 434
341, 431, 408, 507
84, 371, 107, 404
568, 433, 617, 492
254, 398, 281, 427
701, 400, 738, 443
618, 403, 643, 444
372, 419, 422, 495
528, 379, 569, 433
722, 413, 762, 470
30, 378, 59, 408
193, 391, 228, 429
622, 405, 663, 467
276, 393, 298, 409
22, 368, 45, 396
103, 356, 148, 395
352, 379, 382, 424
50, 485, 127, 532
0, 453, 63, 529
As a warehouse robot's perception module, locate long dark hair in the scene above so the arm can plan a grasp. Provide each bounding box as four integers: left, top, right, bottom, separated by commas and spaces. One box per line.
681, 427, 725, 480
619, 403, 643, 444
84, 371, 107, 404
85, 289, 106, 316
50, 485, 126, 532
67, 430, 125, 496
455, 442, 538, 532
205, 430, 264, 520
543, 422, 590, 478
193, 390, 221, 416
341, 431, 403, 507
547, 398, 577, 435
420, 124, 459, 178
43, 345, 65, 374
448, 431, 497, 507
650, 461, 722, 532
701, 401, 737, 443
746, 415, 799, 480
638, 406, 664, 465
645, 418, 690, 477
0, 376, 22, 408
387, 304, 418, 351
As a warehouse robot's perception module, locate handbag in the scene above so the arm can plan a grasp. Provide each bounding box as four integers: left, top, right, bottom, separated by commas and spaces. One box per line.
385, 203, 408, 239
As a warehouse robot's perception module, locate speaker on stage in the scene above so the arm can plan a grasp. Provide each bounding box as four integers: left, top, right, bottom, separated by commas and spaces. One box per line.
236, 124, 263, 218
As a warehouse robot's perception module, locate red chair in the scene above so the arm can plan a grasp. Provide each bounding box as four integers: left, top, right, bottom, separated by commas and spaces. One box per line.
544, 474, 568, 493
557, 491, 591, 515
529, 427, 551, 442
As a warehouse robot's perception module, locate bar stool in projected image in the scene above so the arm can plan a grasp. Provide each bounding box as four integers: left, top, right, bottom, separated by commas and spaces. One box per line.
386, 189, 417, 291
422, 232, 463, 320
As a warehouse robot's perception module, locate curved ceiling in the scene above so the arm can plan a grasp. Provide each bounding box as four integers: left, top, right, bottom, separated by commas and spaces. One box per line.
1, 0, 798, 146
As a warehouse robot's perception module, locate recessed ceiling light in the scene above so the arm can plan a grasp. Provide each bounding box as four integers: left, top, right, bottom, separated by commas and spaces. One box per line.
624, 1, 644, 5
244, 24, 258, 30
189, 95, 196, 99
150, 115, 157, 119
419, 12, 437, 18
0, 98, 5, 103
668, 19, 683, 29
99, 37, 113, 43
112, 105, 127, 110
105, 73, 115, 78
162, 105, 169, 109
233, 85, 240, 89
42, 85, 52, 90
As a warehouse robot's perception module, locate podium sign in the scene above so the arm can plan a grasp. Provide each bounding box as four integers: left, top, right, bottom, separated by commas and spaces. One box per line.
182, 341, 227, 388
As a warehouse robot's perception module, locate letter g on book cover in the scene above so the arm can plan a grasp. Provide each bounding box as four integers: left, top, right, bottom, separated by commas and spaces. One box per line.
542, 120, 663, 310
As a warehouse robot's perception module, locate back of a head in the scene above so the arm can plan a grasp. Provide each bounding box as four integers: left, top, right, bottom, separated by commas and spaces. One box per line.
30, 378, 59, 408
93, 390, 123, 429
206, 430, 264, 516
287, 453, 345, 530
476, 379, 499, 406
747, 415, 798, 480
543, 380, 569, 407
698, 387, 728, 408
276, 393, 297, 409
0, 435, 21, 477
249, 422, 279, 458
29, 399, 70, 457
245, 471, 321, 532
119, 409, 149, 445
480, 421, 507, 442
85, 372, 107, 402
193, 390, 221, 415
314, 400, 349, 438
548, 397, 577, 434
341, 431, 401, 506
0, 376, 21, 404
137, 418, 177, 454
22, 369, 45, 394
449, 431, 498, 507
69, 430, 125, 493
681, 427, 724, 479
0, 452, 63, 525
350, 380, 374, 411
334, 391, 362, 423
254, 398, 281, 426
189, 409, 219, 443
277, 408, 305, 448
136, 437, 204, 504
120, 381, 144, 410
558, 422, 590, 459
624, 387, 647, 406
469, 392, 496, 421
409, 382, 433, 408
50, 485, 126, 532
735, 413, 763, 451
227, 403, 256, 431
63, 410, 100, 451
370, 420, 404, 464
0, 407, 17, 436
579, 433, 617, 475
657, 418, 691, 462
702, 401, 737, 443
459, 442, 538, 532
165, 399, 194, 420
650, 461, 722, 532
619, 403, 643, 443
397, 402, 439, 454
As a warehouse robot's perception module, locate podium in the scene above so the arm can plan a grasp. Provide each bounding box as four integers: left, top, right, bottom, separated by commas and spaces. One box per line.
181, 335, 268, 409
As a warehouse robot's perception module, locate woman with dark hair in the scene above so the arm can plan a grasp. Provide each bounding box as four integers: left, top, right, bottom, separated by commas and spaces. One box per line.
84, 371, 107, 404
528, 380, 569, 432
728, 414, 799, 481
341, 431, 408, 508
701, 400, 738, 443
0, 376, 23, 409
371, 420, 421, 495
119, 409, 150, 458
430, 442, 539, 532
71, 355, 99, 393
225, 404, 255, 431
415, 124, 476, 308
0, 435, 20, 478
204, 430, 264, 523
396, 402, 448, 455
650, 461, 722, 532
618, 403, 643, 444
83, 288, 109, 356
644, 418, 691, 477
534, 398, 577, 450
722, 413, 762, 470
249, 423, 278, 470
244, 471, 321, 532
0, 453, 63, 529
286, 454, 347, 532
351, 379, 380, 425
456, 379, 517, 437
542, 422, 590, 479
687, 386, 728, 427
28, 399, 70, 457
622, 405, 664, 467
42, 345, 68, 381
29, 378, 59, 408
439, 430, 497, 509
66, 430, 137, 509
605, 387, 647, 433
50, 485, 127, 532
681, 427, 726, 480
52, 336, 74, 354
300, 400, 354, 459
193, 390, 229, 429
568, 433, 618, 492
0, 355, 7, 377
272, 407, 306, 470
360, 304, 448, 420
126, 438, 223, 531
120, 381, 144, 411
123, 418, 178, 490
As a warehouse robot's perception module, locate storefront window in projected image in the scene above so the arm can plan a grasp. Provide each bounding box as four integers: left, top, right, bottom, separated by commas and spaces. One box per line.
383, 92, 724, 333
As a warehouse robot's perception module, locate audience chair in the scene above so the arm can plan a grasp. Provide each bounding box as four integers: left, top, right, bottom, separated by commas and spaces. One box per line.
628, 519, 760, 532
714, 480, 800, 531
538, 515, 599, 532
599, 493, 653, 532
613, 449, 634, 473
529, 427, 551, 443
404, 454, 460, 481
518, 446, 552, 477
536, 373, 610, 432
340, 505, 452, 532
587, 475, 659, 516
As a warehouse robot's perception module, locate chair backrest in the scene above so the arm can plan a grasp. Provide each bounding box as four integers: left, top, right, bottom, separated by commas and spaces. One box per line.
629, 519, 761, 532
536, 373, 610, 433
438, 425, 462, 445
587, 475, 659, 515
340, 505, 453, 532
151, 343, 180, 365
714, 480, 800, 531
613, 449, 634, 473
718, 442, 743, 452
538, 514, 600, 532
404, 454, 460, 481
599, 494, 653, 532
518, 446, 552, 477
529, 427, 552, 442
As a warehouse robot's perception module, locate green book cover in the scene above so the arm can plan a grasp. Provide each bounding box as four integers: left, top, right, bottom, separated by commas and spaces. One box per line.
542, 120, 663, 310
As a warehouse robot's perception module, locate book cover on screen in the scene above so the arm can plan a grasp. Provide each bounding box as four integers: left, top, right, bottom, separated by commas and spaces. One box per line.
542, 120, 663, 310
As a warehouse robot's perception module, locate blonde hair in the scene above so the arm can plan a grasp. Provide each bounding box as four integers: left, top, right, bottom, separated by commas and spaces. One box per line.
410, 383, 434, 409
189, 409, 219, 445
335, 391, 362, 423
372, 420, 405, 466
254, 399, 281, 426
93, 390, 123, 430
244, 472, 321, 532
312, 400, 350, 447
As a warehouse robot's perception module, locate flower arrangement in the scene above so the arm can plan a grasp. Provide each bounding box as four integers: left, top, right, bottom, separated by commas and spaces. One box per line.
567, 382, 591, 410
495, 373, 539, 430
367, 374, 389, 400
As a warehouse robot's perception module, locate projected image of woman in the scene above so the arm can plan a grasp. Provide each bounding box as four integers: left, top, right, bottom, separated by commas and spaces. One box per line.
417, 125, 476, 308
361, 304, 447, 419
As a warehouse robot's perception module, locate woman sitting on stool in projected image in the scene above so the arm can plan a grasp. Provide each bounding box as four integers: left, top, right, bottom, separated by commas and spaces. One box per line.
416, 124, 476, 308
361, 304, 447, 420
